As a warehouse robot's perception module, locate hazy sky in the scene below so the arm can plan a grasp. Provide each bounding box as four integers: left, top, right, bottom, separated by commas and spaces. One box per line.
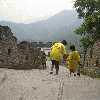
0, 0, 74, 23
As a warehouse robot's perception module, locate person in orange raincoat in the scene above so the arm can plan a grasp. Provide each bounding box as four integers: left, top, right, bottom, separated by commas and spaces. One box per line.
67, 45, 80, 76
50, 40, 68, 75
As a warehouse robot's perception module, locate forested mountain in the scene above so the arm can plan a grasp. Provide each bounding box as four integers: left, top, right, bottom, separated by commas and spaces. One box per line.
0, 10, 82, 43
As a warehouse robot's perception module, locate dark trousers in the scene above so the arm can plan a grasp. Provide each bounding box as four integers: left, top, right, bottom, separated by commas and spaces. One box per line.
51, 60, 59, 74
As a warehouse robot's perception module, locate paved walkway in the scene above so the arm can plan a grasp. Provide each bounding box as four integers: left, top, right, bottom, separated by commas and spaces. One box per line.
0, 61, 100, 100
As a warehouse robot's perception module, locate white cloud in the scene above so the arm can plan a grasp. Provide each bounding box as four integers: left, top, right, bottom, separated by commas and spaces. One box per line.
0, 0, 74, 23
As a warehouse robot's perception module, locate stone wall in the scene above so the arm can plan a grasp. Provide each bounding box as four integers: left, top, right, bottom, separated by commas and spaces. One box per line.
84, 40, 100, 68
0, 25, 43, 69
0, 25, 19, 65
93, 40, 100, 67
17, 41, 41, 66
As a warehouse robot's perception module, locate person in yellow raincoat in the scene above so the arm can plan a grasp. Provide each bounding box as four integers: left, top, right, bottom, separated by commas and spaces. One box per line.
50, 40, 68, 75
67, 45, 80, 76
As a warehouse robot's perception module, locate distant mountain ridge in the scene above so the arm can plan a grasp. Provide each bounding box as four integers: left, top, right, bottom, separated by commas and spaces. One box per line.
0, 10, 82, 42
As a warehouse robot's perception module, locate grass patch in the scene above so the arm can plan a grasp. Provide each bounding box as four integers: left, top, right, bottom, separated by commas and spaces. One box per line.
80, 67, 100, 78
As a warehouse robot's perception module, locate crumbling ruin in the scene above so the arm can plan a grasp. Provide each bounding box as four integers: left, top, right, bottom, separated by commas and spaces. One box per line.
0, 25, 19, 65
0, 25, 43, 69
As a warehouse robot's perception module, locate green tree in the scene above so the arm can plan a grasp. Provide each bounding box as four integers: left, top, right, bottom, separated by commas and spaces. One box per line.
74, 0, 100, 18
74, 0, 100, 39
74, 0, 100, 66
80, 36, 95, 66
77, 14, 100, 38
